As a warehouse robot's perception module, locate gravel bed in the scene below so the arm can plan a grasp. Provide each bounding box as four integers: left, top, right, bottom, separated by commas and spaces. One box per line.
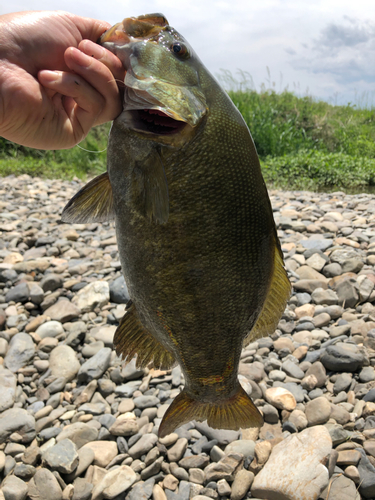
0, 174, 374, 500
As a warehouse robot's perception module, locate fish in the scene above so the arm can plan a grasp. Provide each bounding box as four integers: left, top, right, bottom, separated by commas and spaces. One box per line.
62, 13, 291, 438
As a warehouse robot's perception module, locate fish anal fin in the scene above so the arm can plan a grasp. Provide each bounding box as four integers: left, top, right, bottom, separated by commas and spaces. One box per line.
114, 301, 175, 370
131, 152, 169, 224
158, 384, 263, 438
61, 172, 114, 223
243, 239, 291, 346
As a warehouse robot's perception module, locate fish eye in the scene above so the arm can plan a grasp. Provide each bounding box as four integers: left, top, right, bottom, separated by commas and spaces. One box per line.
171, 42, 189, 59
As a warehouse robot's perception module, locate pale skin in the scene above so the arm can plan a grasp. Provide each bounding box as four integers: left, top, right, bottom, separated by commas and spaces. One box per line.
0, 10, 125, 150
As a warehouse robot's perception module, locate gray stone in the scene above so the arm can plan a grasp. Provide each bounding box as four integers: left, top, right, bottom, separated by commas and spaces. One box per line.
2, 475, 28, 500
14, 463, 36, 480
91, 325, 115, 347
49, 345, 80, 382
359, 366, 375, 382
251, 426, 331, 499
311, 288, 338, 305
56, 423, 99, 449
194, 422, 240, 445
325, 424, 349, 446
336, 279, 359, 308
300, 239, 333, 251
224, 440, 256, 459
78, 347, 111, 382
40, 274, 63, 292
333, 373, 352, 394
0, 368, 17, 411
305, 397, 332, 426
330, 324, 351, 338
43, 299, 80, 323
110, 276, 130, 304
357, 447, 375, 498
128, 433, 158, 459
167, 438, 189, 462
282, 360, 304, 379
29, 284, 44, 305
35, 321, 64, 339
179, 454, 210, 469
72, 281, 109, 312
320, 474, 360, 500
261, 404, 279, 424
4, 332, 35, 372
121, 358, 145, 380
133, 395, 160, 409
71, 478, 93, 500
321, 343, 364, 372
27, 468, 62, 500
42, 438, 79, 474
0, 408, 35, 444
5, 282, 30, 304
231, 469, 254, 500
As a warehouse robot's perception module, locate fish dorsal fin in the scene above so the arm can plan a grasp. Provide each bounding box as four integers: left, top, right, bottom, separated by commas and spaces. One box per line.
131, 151, 169, 224
243, 239, 291, 346
61, 172, 114, 223
114, 301, 176, 370
158, 383, 263, 438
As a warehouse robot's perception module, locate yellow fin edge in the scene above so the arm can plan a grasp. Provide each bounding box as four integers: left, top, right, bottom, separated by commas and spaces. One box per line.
243, 240, 291, 346
158, 384, 263, 438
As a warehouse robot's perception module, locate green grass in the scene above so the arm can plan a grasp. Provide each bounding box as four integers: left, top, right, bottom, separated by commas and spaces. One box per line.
261, 150, 375, 191
0, 123, 110, 179
1, 81, 375, 191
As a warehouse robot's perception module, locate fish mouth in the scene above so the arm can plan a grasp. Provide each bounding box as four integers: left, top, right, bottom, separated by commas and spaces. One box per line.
130, 108, 187, 135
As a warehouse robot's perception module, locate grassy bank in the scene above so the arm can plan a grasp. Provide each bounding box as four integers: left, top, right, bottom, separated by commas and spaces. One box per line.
0, 124, 110, 179
1, 88, 374, 191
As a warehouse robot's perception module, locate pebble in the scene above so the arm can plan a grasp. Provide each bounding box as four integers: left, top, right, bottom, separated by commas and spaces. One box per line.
35, 320, 64, 339
265, 387, 297, 411
0, 369, 17, 412
4, 333, 35, 372
91, 465, 137, 499
42, 438, 79, 474
80, 441, 118, 468
251, 426, 332, 499
305, 397, 332, 426
28, 468, 62, 500
49, 345, 80, 382
77, 347, 112, 382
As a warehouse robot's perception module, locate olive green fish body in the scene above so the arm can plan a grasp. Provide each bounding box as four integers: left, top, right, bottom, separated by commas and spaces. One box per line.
62, 14, 291, 436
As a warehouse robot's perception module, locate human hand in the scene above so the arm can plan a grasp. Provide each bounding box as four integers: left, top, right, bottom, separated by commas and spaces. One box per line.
0, 10, 125, 149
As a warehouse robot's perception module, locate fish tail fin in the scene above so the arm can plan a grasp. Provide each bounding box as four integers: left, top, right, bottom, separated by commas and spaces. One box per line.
158, 384, 263, 438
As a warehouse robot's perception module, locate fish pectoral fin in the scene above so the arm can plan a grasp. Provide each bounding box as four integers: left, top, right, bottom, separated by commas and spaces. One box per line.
61, 172, 114, 223
114, 300, 176, 370
131, 151, 169, 224
243, 237, 291, 346
158, 384, 263, 438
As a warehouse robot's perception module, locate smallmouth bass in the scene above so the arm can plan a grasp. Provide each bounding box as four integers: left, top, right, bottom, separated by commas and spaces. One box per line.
62, 14, 291, 437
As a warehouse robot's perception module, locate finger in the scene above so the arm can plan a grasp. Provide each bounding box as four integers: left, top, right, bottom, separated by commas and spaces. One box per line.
38, 69, 105, 140
64, 47, 122, 124
69, 15, 112, 43
78, 39, 125, 84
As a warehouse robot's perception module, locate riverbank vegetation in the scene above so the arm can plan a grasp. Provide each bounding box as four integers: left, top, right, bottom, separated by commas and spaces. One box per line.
1, 80, 374, 191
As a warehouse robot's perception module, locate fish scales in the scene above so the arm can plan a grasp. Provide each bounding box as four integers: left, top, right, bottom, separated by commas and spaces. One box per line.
62, 13, 291, 437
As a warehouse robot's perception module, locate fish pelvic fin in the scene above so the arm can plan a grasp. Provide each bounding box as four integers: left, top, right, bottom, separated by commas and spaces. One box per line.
131, 150, 169, 224
61, 172, 115, 223
243, 237, 291, 346
114, 301, 176, 370
158, 383, 263, 438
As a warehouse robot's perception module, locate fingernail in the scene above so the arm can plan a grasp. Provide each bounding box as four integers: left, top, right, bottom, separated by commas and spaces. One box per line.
38, 70, 60, 83
81, 40, 105, 59
70, 48, 93, 68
